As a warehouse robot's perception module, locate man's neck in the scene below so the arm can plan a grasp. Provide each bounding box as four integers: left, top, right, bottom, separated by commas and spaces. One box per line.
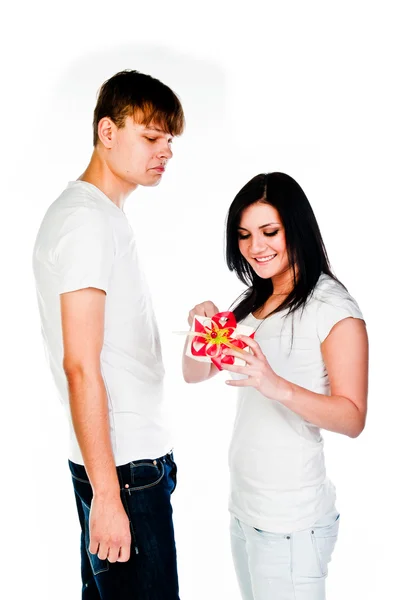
78, 150, 137, 210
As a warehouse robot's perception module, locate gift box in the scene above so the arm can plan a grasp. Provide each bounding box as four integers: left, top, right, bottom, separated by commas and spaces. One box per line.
185, 311, 255, 371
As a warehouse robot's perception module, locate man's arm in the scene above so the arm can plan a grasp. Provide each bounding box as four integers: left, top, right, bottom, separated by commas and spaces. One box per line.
61, 287, 131, 563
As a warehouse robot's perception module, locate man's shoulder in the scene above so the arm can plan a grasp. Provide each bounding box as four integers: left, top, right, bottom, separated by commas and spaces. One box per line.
49, 182, 104, 216
39, 183, 111, 235
34, 183, 113, 259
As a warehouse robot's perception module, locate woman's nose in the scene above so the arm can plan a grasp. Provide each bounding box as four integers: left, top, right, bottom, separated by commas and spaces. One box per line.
250, 235, 268, 254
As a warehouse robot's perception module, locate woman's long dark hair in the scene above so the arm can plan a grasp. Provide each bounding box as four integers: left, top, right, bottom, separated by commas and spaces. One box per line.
226, 172, 341, 322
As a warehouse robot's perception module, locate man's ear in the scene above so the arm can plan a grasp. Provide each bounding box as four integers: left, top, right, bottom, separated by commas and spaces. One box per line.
97, 117, 116, 149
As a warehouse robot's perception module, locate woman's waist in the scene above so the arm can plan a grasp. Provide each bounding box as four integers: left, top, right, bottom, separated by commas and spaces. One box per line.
229, 437, 327, 489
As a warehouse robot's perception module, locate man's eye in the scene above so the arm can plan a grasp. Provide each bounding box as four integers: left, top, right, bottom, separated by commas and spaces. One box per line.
264, 230, 279, 237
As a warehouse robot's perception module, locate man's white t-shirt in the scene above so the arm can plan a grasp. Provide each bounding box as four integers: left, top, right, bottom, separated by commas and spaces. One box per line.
33, 181, 172, 466
228, 274, 364, 533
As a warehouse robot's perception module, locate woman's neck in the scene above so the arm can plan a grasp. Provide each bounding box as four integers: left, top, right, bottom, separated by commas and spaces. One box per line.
271, 270, 295, 296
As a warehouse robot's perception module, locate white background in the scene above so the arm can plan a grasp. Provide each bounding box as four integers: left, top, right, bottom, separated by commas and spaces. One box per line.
1, 1, 399, 598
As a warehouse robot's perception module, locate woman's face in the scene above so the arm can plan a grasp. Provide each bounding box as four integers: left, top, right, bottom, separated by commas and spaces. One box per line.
238, 202, 290, 280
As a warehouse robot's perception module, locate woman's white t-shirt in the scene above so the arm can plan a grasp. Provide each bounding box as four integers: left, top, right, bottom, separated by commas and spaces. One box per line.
228, 274, 364, 533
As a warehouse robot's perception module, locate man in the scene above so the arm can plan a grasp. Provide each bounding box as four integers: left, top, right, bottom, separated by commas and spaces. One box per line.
32, 70, 185, 599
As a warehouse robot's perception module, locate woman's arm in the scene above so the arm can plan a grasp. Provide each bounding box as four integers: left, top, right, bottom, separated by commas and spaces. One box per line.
182, 300, 220, 383
223, 317, 368, 438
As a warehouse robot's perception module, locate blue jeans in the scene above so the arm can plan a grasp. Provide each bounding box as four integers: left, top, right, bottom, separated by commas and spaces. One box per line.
69, 452, 179, 600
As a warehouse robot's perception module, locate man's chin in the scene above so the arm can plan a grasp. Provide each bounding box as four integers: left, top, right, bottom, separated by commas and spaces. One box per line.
141, 174, 163, 187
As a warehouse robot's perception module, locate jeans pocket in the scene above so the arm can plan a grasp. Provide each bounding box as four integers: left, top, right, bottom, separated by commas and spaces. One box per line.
80, 499, 110, 576
70, 463, 110, 576
310, 512, 340, 576
123, 459, 165, 492
251, 528, 292, 576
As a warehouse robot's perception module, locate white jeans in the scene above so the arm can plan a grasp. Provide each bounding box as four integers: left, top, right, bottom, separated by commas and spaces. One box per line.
230, 509, 339, 600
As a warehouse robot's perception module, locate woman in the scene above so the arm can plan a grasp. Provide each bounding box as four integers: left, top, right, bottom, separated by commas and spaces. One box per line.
182, 172, 368, 600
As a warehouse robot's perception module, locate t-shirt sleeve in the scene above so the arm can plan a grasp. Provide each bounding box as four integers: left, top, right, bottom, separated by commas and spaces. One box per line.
316, 293, 365, 343
53, 207, 114, 294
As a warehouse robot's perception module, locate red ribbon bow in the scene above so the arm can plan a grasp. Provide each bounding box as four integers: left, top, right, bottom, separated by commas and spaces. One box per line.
191, 311, 254, 371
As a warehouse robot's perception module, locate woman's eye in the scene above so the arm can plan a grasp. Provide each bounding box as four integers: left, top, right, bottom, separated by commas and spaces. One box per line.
264, 230, 279, 237
238, 234, 250, 240
145, 137, 156, 142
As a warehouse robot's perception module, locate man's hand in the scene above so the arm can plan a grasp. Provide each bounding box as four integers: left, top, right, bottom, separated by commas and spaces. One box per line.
89, 495, 131, 563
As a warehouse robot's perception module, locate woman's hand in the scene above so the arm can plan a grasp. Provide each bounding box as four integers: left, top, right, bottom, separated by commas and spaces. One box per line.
188, 301, 220, 327
222, 335, 289, 401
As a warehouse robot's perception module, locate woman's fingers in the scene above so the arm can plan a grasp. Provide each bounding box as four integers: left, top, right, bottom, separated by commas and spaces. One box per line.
225, 377, 253, 387
222, 347, 256, 364
220, 362, 249, 375
236, 335, 265, 361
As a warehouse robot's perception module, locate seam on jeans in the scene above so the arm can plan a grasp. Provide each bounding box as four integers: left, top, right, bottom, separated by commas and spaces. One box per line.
71, 474, 91, 485
310, 530, 324, 576
81, 497, 91, 511
120, 483, 139, 555
86, 545, 110, 576
290, 535, 298, 600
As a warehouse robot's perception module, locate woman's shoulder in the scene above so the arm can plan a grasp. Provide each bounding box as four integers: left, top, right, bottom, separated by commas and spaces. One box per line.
311, 273, 358, 307
308, 274, 364, 341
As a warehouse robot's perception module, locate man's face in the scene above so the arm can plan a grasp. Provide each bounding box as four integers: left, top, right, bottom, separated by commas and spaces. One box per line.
105, 116, 174, 188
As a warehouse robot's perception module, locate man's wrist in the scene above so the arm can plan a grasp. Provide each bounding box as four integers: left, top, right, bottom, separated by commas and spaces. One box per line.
90, 473, 121, 500
92, 485, 121, 501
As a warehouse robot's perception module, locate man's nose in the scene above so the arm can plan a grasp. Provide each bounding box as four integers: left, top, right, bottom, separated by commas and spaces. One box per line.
158, 142, 173, 160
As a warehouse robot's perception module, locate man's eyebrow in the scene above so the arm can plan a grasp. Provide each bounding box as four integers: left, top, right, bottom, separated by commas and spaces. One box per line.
238, 222, 280, 230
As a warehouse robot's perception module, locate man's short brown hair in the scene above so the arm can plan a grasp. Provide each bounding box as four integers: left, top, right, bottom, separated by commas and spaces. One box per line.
93, 69, 185, 146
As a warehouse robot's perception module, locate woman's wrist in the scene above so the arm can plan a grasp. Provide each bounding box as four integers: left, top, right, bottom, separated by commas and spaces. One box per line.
269, 376, 293, 404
